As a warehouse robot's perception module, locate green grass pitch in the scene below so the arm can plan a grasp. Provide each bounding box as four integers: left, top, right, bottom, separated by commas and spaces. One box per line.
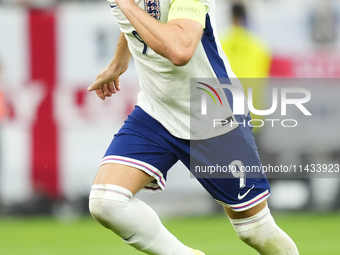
0, 213, 339, 255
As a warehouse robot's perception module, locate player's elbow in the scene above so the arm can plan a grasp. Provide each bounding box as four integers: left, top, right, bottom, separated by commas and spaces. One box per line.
169, 48, 193, 66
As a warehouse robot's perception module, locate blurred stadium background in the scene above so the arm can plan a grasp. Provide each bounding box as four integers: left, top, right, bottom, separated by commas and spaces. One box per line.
0, 0, 340, 254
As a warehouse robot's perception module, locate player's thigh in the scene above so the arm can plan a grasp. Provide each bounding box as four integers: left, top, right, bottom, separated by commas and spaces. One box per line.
186, 115, 270, 213
93, 163, 154, 195
224, 200, 267, 219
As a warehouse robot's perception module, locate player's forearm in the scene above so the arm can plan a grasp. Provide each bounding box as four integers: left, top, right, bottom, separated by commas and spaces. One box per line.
108, 32, 132, 73
116, 0, 200, 66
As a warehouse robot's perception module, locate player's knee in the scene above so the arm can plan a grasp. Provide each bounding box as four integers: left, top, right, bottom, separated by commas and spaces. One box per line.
236, 230, 257, 246
89, 198, 116, 228
229, 205, 272, 247
88, 184, 132, 229
230, 206, 299, 254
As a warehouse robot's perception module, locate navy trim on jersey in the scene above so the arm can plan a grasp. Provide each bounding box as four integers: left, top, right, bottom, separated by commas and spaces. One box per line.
201, 14, 257, 149
201, 14, 234, 112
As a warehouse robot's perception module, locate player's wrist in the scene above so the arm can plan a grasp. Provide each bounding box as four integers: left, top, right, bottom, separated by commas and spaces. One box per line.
107, 61, 128, 75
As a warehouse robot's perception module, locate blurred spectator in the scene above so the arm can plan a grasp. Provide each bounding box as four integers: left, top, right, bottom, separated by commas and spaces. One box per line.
0, 0, 57, 8
0, 0, 99, 7
0, 62, 5, 121
310, 0, 338, 46
0, 90, 5, 122
219, 2, 272, 134
0, 61, 7, 192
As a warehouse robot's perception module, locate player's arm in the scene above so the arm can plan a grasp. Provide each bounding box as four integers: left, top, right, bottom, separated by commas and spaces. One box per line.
116, 0, 206, 66
87, 32, 132, 100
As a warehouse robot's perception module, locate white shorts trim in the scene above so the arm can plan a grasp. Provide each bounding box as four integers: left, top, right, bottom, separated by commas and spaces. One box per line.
216, 189, 270, 212
100, 155, 166, 191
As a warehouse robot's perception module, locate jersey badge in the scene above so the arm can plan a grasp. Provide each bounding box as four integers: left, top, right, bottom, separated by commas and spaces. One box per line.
145, 0, 161, 20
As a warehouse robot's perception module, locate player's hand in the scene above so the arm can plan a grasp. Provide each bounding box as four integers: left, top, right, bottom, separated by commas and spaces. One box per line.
87, 68, 121, 100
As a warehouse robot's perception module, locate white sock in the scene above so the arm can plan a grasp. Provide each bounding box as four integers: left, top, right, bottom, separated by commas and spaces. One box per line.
229, 205, 299, 255
89, 184, 194, 255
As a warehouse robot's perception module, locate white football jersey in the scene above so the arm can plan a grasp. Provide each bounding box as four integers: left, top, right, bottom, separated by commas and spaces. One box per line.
108, 0, 246, 139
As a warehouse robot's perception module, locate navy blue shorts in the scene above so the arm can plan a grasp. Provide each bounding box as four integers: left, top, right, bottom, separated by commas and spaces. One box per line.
101, 106, 270, 211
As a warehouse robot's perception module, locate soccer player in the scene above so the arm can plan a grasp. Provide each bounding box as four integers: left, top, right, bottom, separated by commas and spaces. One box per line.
87, 0, 299, 254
